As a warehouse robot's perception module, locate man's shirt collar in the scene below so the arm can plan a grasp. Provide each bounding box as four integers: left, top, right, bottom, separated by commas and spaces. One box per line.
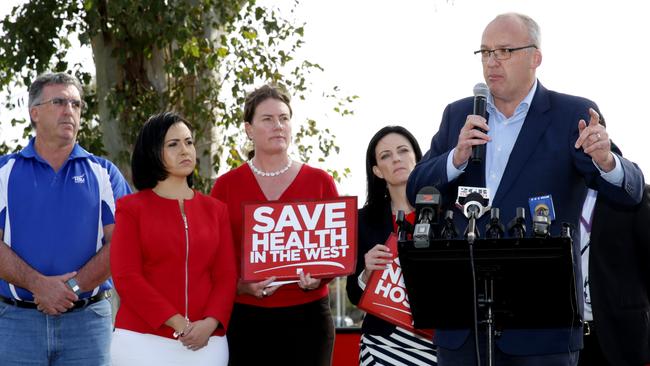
19, 137, 91, 162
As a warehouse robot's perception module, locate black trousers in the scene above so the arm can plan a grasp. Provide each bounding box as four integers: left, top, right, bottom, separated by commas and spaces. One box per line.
577, 323, 610, 366
227, 296, 335, 366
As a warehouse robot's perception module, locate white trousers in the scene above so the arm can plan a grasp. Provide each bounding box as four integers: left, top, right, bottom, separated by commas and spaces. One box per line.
111, 328, 228, 366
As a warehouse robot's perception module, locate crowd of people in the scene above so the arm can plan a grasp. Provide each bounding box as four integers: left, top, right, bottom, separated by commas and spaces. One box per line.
0, 11, 648, 366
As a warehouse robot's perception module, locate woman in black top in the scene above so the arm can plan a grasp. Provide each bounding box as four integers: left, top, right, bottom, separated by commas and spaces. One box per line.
347, 126, 437, 365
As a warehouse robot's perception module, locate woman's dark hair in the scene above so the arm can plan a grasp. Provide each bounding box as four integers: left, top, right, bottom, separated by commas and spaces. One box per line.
364, 126, 423, 216
131, 112, 194, 191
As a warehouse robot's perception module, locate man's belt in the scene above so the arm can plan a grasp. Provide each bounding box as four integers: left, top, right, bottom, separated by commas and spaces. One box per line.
0, 290, 111, 311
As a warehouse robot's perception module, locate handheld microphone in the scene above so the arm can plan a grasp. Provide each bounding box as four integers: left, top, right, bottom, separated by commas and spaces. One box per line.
485, 207, 505, 239
413, 186, 441, 248
470, 82, 489, 164
508, 207, 527, 238
440, 210, 458, 240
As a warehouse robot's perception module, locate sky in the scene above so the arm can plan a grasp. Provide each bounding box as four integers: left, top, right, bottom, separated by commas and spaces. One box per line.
2, 0, 649, 201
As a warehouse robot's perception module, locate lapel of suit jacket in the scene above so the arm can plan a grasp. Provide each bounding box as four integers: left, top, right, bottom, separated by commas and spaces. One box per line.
493, 82, 553, 207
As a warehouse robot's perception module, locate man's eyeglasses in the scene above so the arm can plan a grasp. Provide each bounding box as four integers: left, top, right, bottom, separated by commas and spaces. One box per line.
474, 45, 538, 61
33, 97, 84, 110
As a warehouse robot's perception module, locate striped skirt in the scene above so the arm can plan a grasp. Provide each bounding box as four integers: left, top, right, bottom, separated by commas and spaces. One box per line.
359, 327, 437, 365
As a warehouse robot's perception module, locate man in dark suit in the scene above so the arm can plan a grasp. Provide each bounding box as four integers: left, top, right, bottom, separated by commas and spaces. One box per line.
578, 186, 650, 366
406, 12, 645, 366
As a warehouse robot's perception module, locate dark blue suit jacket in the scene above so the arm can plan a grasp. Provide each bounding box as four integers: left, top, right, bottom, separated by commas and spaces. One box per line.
589, 186, 650, 365
406, 81, 644, 356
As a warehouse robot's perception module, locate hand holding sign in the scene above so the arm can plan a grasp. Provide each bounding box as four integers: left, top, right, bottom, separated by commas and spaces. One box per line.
298, 271, 321, 291
237, 277, 280, 299
358, 234, 433, 338
361, 244, 393, 284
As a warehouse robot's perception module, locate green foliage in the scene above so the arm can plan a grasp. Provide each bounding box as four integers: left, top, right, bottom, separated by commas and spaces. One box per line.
0, 0, 355, 191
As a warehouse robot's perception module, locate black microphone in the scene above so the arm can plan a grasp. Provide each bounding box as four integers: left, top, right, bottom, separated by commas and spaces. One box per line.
561, 222, 574, 238
470, 82, 489, 164
456, 186, 490, 244
462, 192, 488, 243
395, 210, 413, 243
456, 186, 490, 218
485, 207, 505, 239
508, 207, 526, 238
413, 186, 441, 248
440, 210, 458, 240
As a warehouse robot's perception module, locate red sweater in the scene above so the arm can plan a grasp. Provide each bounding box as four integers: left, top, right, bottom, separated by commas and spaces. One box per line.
110, 190, 237, 339
210, 163, 339, 308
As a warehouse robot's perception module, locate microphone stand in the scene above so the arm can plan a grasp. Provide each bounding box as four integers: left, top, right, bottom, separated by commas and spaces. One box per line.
480, 207, 505, 366
467, 215, 477, 244
463, 205, 483, 366
465, 207, 480, 245
460, 191, 492, 366
481, 277, 496, 366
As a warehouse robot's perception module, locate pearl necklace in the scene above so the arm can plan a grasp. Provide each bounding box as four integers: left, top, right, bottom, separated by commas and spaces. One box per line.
248, 159, 293, 177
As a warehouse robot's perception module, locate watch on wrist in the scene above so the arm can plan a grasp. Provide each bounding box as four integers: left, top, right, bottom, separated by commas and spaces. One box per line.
66, 278, 81, 295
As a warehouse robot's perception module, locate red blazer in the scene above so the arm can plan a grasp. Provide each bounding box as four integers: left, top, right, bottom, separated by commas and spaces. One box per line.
110, 189, 237, 339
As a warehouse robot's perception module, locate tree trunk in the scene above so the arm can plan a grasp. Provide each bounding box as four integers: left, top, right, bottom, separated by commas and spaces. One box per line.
90, 31, 220, 186
91, 33, 131, 181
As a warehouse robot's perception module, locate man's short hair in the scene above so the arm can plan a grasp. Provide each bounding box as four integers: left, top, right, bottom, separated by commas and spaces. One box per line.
28, 72, 84, 108
494, 13, 542, 48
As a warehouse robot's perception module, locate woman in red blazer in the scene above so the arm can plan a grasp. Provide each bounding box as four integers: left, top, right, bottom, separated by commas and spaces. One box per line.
110, 112, 237, 365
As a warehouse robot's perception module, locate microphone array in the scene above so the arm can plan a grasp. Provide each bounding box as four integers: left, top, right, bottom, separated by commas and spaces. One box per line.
397, 186, 567, 248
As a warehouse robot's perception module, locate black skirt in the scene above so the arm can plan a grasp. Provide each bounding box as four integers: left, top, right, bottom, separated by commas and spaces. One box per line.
227, 296, 335, 366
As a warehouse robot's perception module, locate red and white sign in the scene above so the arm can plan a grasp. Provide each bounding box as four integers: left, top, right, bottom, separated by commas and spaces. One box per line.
358, 234, 433, 338
241, 196, 357, 282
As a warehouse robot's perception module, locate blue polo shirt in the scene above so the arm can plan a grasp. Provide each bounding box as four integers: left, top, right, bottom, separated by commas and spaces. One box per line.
0, 138, 131, 301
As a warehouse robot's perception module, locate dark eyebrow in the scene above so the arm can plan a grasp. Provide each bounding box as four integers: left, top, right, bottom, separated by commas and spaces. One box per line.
260, 113, 290, 118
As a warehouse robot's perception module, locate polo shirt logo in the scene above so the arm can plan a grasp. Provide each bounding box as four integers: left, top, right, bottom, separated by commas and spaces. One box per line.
73, 174, 86, 184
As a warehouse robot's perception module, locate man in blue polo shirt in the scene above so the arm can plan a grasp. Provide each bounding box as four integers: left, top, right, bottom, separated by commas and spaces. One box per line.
0, 72, 131, 365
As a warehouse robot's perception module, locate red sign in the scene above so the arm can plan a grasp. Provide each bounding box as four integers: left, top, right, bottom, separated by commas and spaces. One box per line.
241, 196, 357, 281
358, 234, 433, 338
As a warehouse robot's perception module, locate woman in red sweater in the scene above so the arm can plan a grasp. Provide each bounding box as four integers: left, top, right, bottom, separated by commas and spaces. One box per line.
110, 112, 237, 365
211, 85, 338, 365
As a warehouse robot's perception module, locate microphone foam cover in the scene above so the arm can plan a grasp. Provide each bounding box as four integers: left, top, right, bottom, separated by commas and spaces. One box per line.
473, 82, 489, 98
